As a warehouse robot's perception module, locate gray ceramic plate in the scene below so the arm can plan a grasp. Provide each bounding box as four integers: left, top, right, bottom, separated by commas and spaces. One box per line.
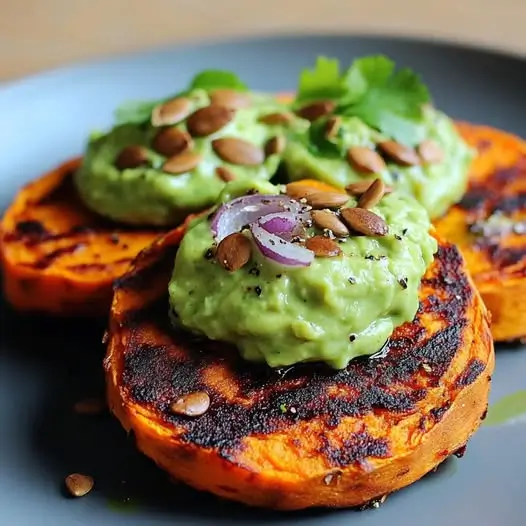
1, 35, 525, 526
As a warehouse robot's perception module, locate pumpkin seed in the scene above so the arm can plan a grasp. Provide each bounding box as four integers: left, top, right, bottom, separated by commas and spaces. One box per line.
305, 235, 342, 257
346, 146, 386, 174
340, 207, 389, 236
216, 166, 237, 182
285, 183, 316, 201
378, 140, 420, 166
357, 178, 386, 209
264, 136, 286, 157
258, 112, 294, 125
417, 139, 444, 164
311, 209, 349, 237
296, 100, 336, 122
65, 473, 94, 498
114, 145, 149, 170
216, 232, 252, 271
162, 150, 203, 174
305, 191, 349, 209
152, 127, 193, 157
209, 89, 251, 109
170, 391, 211, 417
151, 97, 192, 127
345, 180, 393, 196
212, 137, 264, 166
186, 105, 235, 137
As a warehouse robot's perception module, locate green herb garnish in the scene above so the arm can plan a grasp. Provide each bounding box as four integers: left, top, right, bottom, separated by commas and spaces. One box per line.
113, 69, 248, 125
295, 55, 431, 145
279, 403, 288, 414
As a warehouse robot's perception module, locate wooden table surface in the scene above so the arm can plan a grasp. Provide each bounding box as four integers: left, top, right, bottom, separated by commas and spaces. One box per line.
2, 0, 526, 81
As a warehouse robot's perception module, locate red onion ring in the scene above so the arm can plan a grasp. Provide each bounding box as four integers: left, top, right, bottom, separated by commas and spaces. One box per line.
259, 212, 297, 235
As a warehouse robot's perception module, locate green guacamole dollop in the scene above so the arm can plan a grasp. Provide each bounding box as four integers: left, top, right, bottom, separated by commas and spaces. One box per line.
168, 182, 438, 369
283, 107, 474, 220
74, 90, 308, 226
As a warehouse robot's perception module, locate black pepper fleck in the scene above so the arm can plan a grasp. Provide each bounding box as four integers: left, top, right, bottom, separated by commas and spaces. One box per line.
399, 277, 408, 289
204, 248, 215, 260
348, 277, 356, 284
276, 274, 282, 278
402, 228, 408, 235
394, 234, 402, 241
349, 334, 356, 342
248, 267, 260, 276
255, 286, 262, 296
109, 233, 120, 245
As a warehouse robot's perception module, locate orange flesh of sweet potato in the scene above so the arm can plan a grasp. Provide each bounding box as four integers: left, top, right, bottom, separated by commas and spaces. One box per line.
0, 159, 164, 316
105, 215, 493, 510
435, 123, 526, 341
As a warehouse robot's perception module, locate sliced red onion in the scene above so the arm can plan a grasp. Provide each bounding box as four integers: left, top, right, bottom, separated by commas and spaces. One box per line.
250, 222, 314, 268
211, 194, 304, 242
259, 212, 297, 235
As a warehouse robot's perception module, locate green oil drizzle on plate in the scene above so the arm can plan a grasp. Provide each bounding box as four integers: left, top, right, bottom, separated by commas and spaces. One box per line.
484, 390, 526, 427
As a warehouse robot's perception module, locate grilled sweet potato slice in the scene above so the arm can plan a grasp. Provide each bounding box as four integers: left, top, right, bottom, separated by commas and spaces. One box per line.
105, 227, 494, 510
0, 159, 163, 316
434, 123, 526, 341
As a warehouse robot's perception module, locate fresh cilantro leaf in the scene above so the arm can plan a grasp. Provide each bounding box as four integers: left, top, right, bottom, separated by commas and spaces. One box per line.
189, 69, 248, 91
338, 55, 430, 145
295, 56, 348, 104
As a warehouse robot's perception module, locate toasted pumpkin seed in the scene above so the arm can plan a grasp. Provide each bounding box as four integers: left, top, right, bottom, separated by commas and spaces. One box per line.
216, 166, 237, 182
151, 97, 192, 127
216, 232, 252, 271
285, 183, 316, 201
305, 235, 342, 257
210, 89, 251, 109
258, 112, 294, 125
264, 136, 286, 157
311, 210, 349, 237
152, 127, 193, 157
114, 145, 149, 170
378, 140, 420, 166
65, 473, 94, 498
417, 139, 444, 164
296, 100, 336, 122
345, 180, 393, 196
347, 146, 386, 174
357, 178, 386, 209
162, 150, 203, 174
186, 105, 235, 137
170, 391, 211, 417
305, 192, 349, 209
340, 207, 389, 236
212, 137, 264, 166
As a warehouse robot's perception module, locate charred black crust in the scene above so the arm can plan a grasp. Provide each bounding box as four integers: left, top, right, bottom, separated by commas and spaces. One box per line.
117, 240, 477, 464
455, 359, 486, 388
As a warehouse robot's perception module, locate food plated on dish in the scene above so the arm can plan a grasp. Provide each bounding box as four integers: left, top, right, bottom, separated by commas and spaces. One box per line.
4, 52, 526, 510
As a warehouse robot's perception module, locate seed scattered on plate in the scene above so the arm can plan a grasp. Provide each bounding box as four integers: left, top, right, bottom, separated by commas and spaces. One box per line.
311, 210, 349, 237
170, 391, 211, 417
340, 207, 389, 237
114, 145, 149, 170
151, 97, 192, 127
264, 136, 286, 157
73, 397, 106, 416
162, 150, 203, 174
152, 127, 193, 157
305, 235, 342, 257
186, 105, 235, 137
65, 473, 94, 497
345, 180, 393, 196
209, 89, 251, 109
216, 232, 252, 271
296, 100, 336, 122
417, 139, 444, 164
325, 116, 342, 139
357, 178, 386, 209
216, 166, 237, 182
378, 140, 420, 166
346, 146, 386, 174
258, 112, 294, 125
212, 137, 265, 166
305, 191, 349, 209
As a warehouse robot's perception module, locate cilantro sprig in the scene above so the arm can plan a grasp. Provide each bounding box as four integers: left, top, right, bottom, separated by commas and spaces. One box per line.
114, 70, 248, 125
295, 55, 431, 145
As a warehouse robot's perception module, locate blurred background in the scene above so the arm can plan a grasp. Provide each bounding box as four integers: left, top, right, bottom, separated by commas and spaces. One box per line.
2, 0, 525, 81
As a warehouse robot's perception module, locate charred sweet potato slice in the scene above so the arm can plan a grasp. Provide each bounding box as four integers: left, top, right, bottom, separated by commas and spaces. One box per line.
0, 159, 164, 316
105, 227, 494, 510
435, 123, 526, 341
